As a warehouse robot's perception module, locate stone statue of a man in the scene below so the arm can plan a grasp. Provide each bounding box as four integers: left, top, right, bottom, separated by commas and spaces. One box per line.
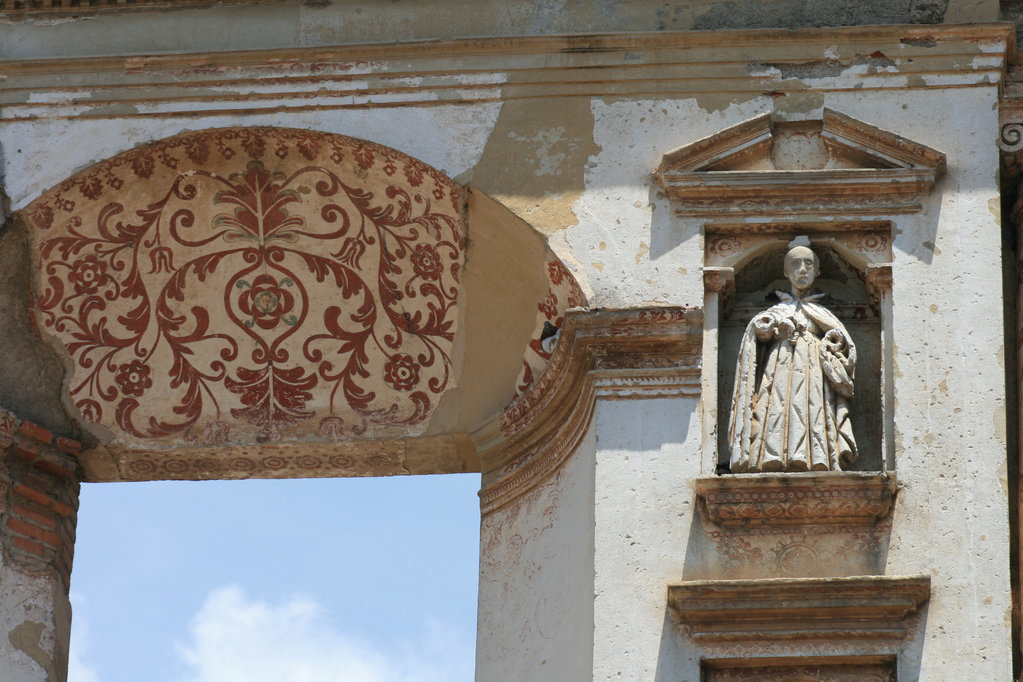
727, 238, 858, 472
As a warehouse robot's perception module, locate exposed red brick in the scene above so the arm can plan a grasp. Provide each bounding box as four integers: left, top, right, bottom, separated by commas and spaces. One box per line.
12, 503, 58, 529
11, 440, 45, 461
23, 473, 54, 494
35, 453, 76, 479
17, 421, 53, 445
54, 437, 82, 455
7, 517, 61, 549
13, 484, 74, 516
11, 535, 47, 558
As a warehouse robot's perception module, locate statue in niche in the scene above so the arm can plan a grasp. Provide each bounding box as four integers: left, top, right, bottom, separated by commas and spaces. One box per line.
727, 237, 857, 472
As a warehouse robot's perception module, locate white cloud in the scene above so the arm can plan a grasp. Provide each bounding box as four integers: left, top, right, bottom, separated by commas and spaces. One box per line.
68, 592, 101, 682
171, 586, 474, 682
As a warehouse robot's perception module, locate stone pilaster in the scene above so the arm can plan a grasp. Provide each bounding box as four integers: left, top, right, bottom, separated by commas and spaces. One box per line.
0, 407, 81, 682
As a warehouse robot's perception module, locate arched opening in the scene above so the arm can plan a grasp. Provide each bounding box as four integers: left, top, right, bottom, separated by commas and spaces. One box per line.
8, 126, 586, 681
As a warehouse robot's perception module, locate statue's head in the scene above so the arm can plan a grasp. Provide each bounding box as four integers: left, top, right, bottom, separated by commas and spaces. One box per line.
783, 243, 819, 293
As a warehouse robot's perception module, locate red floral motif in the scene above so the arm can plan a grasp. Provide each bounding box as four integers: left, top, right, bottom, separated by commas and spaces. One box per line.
237, 274, 297, 330
384, 354, 421, 391
317, 416, 344, 439
510, 258, 587, 399
241, 134, 265, 159
538, 291, 558, 319
403, 162, 424, 187
132, 155, 155, 179
116, 361, 152, 397
354, 145, 375, 169
185, 139, 209, 165
80, 176, 103, 200
28, 204, 54, 230
297, 137, 319, 161
69, 255, 108, 294
411, 244, 443, 281
548, 260, 569, 285
31, 128, 463, 445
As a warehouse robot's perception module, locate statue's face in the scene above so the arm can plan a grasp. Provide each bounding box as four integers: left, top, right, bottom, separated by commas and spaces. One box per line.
783, 246, 818, 290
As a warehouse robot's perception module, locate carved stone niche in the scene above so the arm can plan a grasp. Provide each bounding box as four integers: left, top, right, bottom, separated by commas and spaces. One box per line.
653, 110, 945, 480
711, 235, 891, 474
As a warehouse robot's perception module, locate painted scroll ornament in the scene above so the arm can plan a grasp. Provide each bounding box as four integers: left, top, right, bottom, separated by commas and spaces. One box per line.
727, 237, 858, 472
28, 128, 464, 448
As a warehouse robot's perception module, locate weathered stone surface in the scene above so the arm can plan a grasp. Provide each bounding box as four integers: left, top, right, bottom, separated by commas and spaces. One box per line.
0, 14, 1017, 682
668, 575, 930, 642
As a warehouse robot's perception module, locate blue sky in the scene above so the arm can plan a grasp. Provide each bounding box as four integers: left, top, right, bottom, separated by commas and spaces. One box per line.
68, 473, 482, 682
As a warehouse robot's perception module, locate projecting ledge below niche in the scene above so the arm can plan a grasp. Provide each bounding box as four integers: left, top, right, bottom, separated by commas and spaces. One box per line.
694, 471, 897, 528
668, 574, 930, 643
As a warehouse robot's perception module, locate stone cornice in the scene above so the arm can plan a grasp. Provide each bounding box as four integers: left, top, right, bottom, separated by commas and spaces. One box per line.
1, 0, 273, 17
0, 24, 1011, 122
474, 307, 702, 515
669, 575, 930, 643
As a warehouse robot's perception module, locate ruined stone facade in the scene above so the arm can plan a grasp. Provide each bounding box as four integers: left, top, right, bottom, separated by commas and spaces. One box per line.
1, 0, 1023, 680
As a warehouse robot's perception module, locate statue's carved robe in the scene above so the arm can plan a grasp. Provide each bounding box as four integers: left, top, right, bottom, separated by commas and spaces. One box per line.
728, 292, 857, 472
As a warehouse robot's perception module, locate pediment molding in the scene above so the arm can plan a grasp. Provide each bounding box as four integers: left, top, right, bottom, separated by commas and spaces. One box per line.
473, 307, 702, 515
656, 109, 946, 217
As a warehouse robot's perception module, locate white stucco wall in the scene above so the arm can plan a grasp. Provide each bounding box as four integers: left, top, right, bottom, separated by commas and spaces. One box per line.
476, 426, 596, 681
592, 397, 702, 681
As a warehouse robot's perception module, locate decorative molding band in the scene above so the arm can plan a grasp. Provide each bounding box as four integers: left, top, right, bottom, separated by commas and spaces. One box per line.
110, 433, 478, 482
695, 472, 898, 528
1, 0, 274, 16
668, 575, 930, 643
474, 307, 702, 515
702, 656, 895, 681
0, 25, 1010, 122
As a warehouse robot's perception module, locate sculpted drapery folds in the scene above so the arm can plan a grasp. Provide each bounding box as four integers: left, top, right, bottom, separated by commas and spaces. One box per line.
727, 240, 858, 473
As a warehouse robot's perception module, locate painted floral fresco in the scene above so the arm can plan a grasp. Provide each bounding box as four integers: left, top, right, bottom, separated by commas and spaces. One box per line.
25, 128, 465, 448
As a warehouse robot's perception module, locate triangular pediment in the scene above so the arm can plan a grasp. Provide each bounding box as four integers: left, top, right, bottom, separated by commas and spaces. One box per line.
655, 109, 945, 216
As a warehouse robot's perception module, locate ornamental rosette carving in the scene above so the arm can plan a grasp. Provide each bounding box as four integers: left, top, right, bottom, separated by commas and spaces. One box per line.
26, 127, 465, 447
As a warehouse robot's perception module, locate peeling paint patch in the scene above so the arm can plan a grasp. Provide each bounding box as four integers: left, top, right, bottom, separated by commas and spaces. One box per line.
634, 242, 649, 265
9, 620, 55, 681
988, 196, 1001, 221
469, 97, 600, 234
749, 52, 897, 80
993, 407, 1007, 445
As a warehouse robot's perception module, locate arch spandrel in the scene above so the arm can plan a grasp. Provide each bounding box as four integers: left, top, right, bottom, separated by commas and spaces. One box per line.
19, 127, 588, 482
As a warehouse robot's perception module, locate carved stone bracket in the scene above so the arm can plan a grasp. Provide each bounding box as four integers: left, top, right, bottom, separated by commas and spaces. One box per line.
668, 575, 930, 643
865, 263, 893, 301
999, 99, 1023, 182
703, 266, 735, 295
695, 472, 897, 529
473, 307, 702, 515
